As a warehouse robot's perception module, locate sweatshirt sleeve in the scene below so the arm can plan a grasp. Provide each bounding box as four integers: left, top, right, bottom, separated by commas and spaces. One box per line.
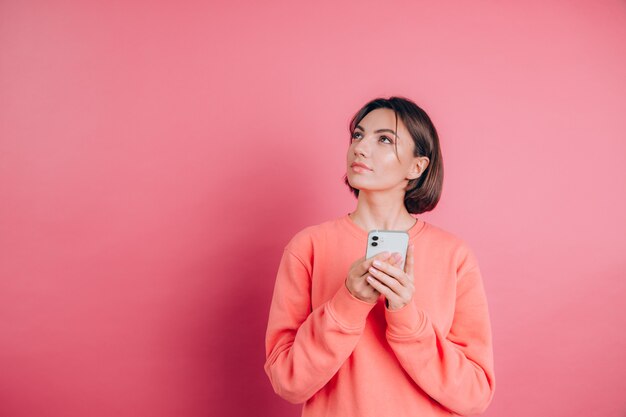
264, 246, 377, 404
384, 244, 496, 416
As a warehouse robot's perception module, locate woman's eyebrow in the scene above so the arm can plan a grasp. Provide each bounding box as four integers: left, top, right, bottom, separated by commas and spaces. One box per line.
355, 125, 399, 138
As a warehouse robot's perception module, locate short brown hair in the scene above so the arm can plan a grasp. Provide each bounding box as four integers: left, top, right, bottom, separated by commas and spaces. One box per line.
344, 96, 444, 214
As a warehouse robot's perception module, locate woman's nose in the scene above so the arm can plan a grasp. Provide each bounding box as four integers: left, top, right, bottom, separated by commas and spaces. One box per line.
353, 136, 370, 156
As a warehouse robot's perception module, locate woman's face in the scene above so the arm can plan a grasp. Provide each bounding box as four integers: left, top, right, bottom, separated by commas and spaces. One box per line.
346, 108, 428, 195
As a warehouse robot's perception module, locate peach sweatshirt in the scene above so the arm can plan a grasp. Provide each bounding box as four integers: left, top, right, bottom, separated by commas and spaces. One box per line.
264, 214, 495, 417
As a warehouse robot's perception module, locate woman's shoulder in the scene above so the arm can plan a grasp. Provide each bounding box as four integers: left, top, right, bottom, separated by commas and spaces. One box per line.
422, 221, 466, 245
421, 221, 477, 258
422, 221, 482, 274
284, 215, 346, 251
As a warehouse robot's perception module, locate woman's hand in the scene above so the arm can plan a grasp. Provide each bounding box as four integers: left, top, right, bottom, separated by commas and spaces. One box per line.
345, 252, 403, 304
365, 244, 415, 310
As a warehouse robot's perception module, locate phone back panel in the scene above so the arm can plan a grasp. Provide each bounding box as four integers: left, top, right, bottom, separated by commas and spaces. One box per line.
365, 230, 409, 269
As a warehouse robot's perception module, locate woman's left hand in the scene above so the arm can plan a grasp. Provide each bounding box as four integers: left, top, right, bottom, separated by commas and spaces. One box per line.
366, 244, 415, 310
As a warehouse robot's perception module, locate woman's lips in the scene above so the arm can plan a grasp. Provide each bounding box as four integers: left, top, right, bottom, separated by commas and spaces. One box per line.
350, 162, 372, 173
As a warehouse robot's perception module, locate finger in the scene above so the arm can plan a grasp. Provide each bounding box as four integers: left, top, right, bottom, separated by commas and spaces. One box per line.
371, 259, 409, 287
363, 275, 381, 293
350, 257, 365, 275
388, 252, 402, 267
366, 275, 402, 304
359, 252, 391, 275
404, 244, 414, 279
367, 266, 405, 296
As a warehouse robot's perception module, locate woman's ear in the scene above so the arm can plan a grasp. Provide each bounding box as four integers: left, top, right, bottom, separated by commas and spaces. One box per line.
407, 156, 430, 180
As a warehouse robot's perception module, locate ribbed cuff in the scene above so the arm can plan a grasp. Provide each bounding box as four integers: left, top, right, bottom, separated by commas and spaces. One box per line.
385, 300, 429, 337
327, 282, 377, 330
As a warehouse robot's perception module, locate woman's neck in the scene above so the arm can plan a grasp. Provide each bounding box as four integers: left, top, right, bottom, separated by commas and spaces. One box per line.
349, 190, 416, 231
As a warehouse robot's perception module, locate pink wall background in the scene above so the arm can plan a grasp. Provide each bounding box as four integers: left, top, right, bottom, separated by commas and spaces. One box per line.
1, 1, 625, 416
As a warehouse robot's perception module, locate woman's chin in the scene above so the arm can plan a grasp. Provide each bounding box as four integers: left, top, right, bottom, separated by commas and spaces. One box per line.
346, 178, 366, 190
346, 174, 369, 187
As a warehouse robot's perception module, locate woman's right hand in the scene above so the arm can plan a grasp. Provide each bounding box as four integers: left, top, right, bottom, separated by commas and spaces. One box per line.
345, 252, 402, 304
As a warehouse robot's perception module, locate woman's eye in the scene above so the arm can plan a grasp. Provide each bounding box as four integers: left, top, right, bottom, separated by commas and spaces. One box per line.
379, 135, 393, 144
351, 132, 363, 140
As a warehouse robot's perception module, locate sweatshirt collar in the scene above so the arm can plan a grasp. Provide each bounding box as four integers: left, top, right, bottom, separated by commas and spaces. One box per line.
340, 213, 427, 241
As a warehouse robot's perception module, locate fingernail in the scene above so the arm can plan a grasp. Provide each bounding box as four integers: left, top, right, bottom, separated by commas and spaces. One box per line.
373, 260, 381, 267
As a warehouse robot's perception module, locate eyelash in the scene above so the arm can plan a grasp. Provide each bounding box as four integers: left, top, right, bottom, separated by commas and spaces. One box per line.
351, 132, 393, 144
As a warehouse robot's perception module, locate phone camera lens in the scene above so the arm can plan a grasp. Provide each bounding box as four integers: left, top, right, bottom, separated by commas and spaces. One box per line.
372, 236, 379, 241
371, 242, 378, 247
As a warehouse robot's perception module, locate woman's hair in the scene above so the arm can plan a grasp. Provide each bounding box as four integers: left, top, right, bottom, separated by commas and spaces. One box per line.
344, 96, 444, 214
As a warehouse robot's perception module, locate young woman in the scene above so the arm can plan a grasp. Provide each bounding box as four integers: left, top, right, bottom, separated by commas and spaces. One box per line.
264, 97, 496, 417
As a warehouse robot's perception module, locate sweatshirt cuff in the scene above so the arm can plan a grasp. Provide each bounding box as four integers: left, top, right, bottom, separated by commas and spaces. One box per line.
385, 300, 429, 337
327, 282, 377, 330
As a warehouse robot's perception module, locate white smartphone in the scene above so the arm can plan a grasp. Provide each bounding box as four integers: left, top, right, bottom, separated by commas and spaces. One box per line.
365, 230, 410, 270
